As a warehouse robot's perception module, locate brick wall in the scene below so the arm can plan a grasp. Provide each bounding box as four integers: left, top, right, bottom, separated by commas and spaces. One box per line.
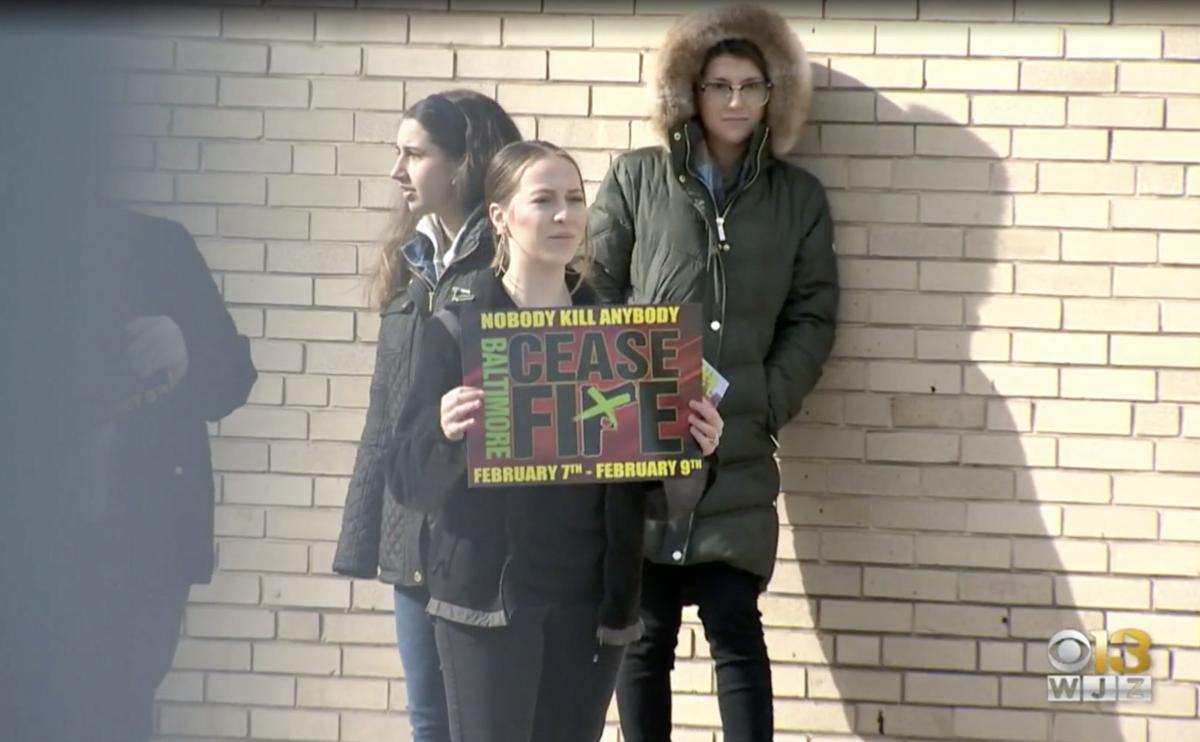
98, 2, 1200, 740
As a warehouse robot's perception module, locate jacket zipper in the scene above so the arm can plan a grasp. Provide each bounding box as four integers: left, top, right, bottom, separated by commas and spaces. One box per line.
403, 217, 483, 314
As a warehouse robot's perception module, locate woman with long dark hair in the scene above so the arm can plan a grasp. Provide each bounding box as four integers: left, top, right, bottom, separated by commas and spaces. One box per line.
332, 89, 521, 742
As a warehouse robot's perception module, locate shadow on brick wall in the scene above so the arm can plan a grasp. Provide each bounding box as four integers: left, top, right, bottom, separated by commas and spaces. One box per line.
766, 61, 1137, 742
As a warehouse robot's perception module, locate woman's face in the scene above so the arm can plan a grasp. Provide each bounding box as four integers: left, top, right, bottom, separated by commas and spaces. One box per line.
490, 156, 588, 272
390, 117, 458, 216
696, 53, 768, 148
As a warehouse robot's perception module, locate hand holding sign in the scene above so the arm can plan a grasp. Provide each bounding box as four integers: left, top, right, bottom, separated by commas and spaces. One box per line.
688, 398, 723, 457
441, 386, 483, 442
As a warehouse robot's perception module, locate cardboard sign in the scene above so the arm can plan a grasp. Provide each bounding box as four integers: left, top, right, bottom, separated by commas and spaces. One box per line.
462, 303, 704, 487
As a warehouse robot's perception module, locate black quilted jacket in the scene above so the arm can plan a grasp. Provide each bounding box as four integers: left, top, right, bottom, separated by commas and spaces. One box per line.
332, 211, 495, 587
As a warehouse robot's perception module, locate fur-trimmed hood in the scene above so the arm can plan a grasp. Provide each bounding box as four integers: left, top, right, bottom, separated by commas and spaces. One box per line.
652, 4, 812, 158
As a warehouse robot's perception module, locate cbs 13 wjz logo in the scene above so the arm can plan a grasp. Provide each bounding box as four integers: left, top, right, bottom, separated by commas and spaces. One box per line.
1046, 629, 1152, 703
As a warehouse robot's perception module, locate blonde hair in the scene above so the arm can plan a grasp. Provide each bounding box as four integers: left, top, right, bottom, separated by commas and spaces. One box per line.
367, 90, 521, 309
484, 140, 593, 284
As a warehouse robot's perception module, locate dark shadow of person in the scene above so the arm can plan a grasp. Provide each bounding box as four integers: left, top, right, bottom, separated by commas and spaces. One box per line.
0, 18, 258, 742
684, 58, 1143, 742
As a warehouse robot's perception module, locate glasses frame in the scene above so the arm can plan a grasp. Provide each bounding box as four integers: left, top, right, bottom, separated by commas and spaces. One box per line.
696, 79, 773, 108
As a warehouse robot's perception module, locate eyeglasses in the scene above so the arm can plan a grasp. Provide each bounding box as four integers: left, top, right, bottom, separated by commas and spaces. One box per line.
697, 80, 772, 108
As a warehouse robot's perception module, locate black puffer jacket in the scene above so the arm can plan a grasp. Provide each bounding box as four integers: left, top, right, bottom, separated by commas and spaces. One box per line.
332, 210, 495, 587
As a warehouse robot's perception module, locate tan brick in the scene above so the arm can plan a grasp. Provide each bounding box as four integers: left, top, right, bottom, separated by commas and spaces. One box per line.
173, 638, 252, 672
1060, 368, 1156, 402
827, 464, 919, 496
207, 672, 295, 707
297, 677, 389, 710
407, 13, 499, 44
292, 145, 335, 174
829, 327, 912, 359
1067, 95, 1164, 129
590, 15, 671, 48
825, 0, 915, 20
263, 575, 350, 609
219, 539, 308, 573
965, 364, 1059, 398
254, 641, 340, 675
916, 600, 1012, 633
159, 706, 248, 738
883, 636, 978, 670
1185, 406, 1200, 437
1134, 403, 1180, 436
821, 124, 913, 157
828, 191, 918, 223
965, 296, 1060, 330
1023, 61, 1116, 93
1168, 98, 1200, 129
965, 502, 1061, 536
173, 108, 263, 142
536, 118, 629, 150
970, 25, 1062, 57
922, 466, 1014, 499
497, 83, 589, 115
1114, 131, 1200, 165
972, 94, 1065, 126
220, 206, 310, 241
1114, 198, 1200, 231
548, 50, 639, 83
500, 15, 591, 47
834, 635, 880, 666
1064, 504, 1158, 541
1062, 231, 1155, 263
963, 433, 1056, 467
1188, 165, 1200, 195
820, 599, 913, 632
1061, 436, 1154, 471
1158, 440, 1200, 473
126, 74, 216, 105
224, 274, 312, 306
202, 142, 293, 172
1040, 163, 1132, 196
1114, 542, 1200, 578
250, 709, 339, 741
1056, 575, 1152, 613
310, 410, 366, 442
1016, 264, 1110, 298
1108, 610, 1200, 648
224, 473, 313, 507
967, 228, 1059, 261
1165, 28, 1200, 59
806, 667, 901, 702
1155, 578, 1200, 613
1035, 400, 1131, 436
927, 58, 1019, 91
867, 227, 961, 260
918, 330, 1011, 361
177, 173, 265, 205
265, 309, 355, 341
920, 192, 1014, 226
821, 531, 914, 565
907, 671, 999, 705
362, 48, 452, 79
1016, 470, 1109, 505
1113, 335, 1200, 368
130, 6, 221, 37
214, 505, 266, 539
315, 10, 407, 42
1013, 537, 1108, 573
272, 44, 360, 77
1067, 26, 1162, 59
868, 293, 961, 326
864, 567, 957, 602
1114, 267, 1200, 300
270, 443, 357, 477
921, 261, 1013, 292
155, 140, 199, 172
989, 398, 1033, 432
956, 709, 1050, 741
980, 641, 1024, 673
876, 22, 967, 55
219, 76, 308, 109
916, 125, 1012, 158
266, 109, 352, 141
830, 56, 924, 89
893, 158, 989, 191
186, 606, 275, 639
329, 377, 371, 408
918, 534, 1011, 569
456, 48, 545, 80
1120, 62, 1200, 94
311, 211, 391, 243
311, 80, 404, 111
189, 571, 260, 605
1015, 195, 1109, 229
223, 8, 313, 40
267, 242, 356, 275
591, 85, 651, 117
249, 340, 304, 374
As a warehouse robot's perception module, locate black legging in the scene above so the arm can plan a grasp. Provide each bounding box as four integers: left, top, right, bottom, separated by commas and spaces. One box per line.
616, 560, 773, 742
435, 603, 624, 742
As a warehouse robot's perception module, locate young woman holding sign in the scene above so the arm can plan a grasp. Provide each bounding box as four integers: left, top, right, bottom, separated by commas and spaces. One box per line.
588, 5, 840, 741
388, 140, 724, 742
332, 90, 520, 742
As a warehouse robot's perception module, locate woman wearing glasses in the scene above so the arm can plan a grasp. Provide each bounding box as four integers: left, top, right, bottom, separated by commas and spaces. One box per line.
588, 5, 838, 740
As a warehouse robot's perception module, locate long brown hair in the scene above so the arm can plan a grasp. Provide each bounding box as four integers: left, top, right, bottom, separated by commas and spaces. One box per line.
368, 90, 521, 309
483, 140, 593, 284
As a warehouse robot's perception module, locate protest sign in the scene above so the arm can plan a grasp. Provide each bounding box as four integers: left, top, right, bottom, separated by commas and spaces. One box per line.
462, 303, 704, 487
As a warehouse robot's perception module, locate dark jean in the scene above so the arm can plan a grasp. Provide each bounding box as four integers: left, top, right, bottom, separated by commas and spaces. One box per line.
123, 584, 191, 742
616, 561, 773, 742
394, 585, 451, 742
434, 603, 624, 742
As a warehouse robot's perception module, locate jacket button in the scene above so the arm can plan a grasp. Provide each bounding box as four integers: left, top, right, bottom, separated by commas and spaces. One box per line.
710, 320, 721, 331
721, 243, 731, 252
672, 132, 681, 141
413, 571, 423, 584
678, 175, 686, 183
173, 466, 183, 476
671, 550, 683, 561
